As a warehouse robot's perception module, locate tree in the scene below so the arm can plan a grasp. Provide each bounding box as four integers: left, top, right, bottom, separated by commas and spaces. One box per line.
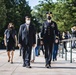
0, 0, 32, 45
32, 0, 76, 32
0, 0, 7, 36
55, 0, 76, 31
3, 0, 32, 32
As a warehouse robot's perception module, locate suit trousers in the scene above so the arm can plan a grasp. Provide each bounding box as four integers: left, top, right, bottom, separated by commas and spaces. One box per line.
44, 42, 54, 65
22, 45, 32, 66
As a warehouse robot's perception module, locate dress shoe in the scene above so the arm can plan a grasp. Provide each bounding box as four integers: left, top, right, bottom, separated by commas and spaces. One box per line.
26, 65, 32, 68
45, 65, 49, 68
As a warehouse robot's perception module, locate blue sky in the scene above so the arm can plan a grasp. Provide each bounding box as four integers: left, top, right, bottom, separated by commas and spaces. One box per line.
26, 0, 40, 9
26, 0, 56, 9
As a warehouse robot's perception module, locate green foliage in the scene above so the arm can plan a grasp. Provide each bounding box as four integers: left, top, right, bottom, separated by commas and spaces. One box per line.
0, 0, 32, 43
0, 37, 3, 43
32, 0, 76, 32
0, 0, 76, 43
4, 0, 31, 32
0, 0, 7, 33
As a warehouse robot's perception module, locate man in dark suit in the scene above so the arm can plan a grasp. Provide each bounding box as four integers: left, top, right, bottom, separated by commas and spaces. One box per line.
41, 11, 58, 68
18, 16, 36, 68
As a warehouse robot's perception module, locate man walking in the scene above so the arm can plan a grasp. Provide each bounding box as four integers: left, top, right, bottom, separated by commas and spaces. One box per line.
18, 16, 36, 68
41, 11, 58, 68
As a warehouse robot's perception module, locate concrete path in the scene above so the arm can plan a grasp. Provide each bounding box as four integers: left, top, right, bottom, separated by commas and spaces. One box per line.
0, 50, 76, 75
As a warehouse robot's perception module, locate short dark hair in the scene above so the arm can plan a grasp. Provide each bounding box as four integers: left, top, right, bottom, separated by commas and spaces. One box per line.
25, 16, 31, 19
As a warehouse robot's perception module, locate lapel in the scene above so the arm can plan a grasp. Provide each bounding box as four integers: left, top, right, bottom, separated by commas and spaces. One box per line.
44, 21, 49, 29
23, 23, 26, 32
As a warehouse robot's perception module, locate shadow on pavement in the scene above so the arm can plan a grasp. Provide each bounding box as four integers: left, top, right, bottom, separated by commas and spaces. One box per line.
51, 67, 76, 69
31, 66, 76, 69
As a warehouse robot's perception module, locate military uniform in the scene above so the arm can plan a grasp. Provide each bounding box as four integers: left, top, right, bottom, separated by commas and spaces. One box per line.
41, 20, 58, 67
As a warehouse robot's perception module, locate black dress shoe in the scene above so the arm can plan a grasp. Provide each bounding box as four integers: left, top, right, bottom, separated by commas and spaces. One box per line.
26, 65, 32, 68
45, 65, 49, 68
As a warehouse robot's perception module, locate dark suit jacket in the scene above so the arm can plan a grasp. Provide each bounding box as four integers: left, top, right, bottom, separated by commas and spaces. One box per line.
18, 23, 36, 46
41, 21, 58, 44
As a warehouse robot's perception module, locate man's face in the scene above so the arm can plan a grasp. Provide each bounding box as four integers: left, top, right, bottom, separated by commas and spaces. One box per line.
25, 18, 31, 25
47, 13, 52, 18
46, 13, 52, 21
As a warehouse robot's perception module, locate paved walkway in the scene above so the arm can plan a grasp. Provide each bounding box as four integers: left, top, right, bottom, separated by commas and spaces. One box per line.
0, 50, 76, 75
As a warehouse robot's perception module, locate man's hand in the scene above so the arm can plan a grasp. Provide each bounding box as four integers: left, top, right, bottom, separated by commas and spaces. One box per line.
55, 39, 58, 43
18, 44, 21, 48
